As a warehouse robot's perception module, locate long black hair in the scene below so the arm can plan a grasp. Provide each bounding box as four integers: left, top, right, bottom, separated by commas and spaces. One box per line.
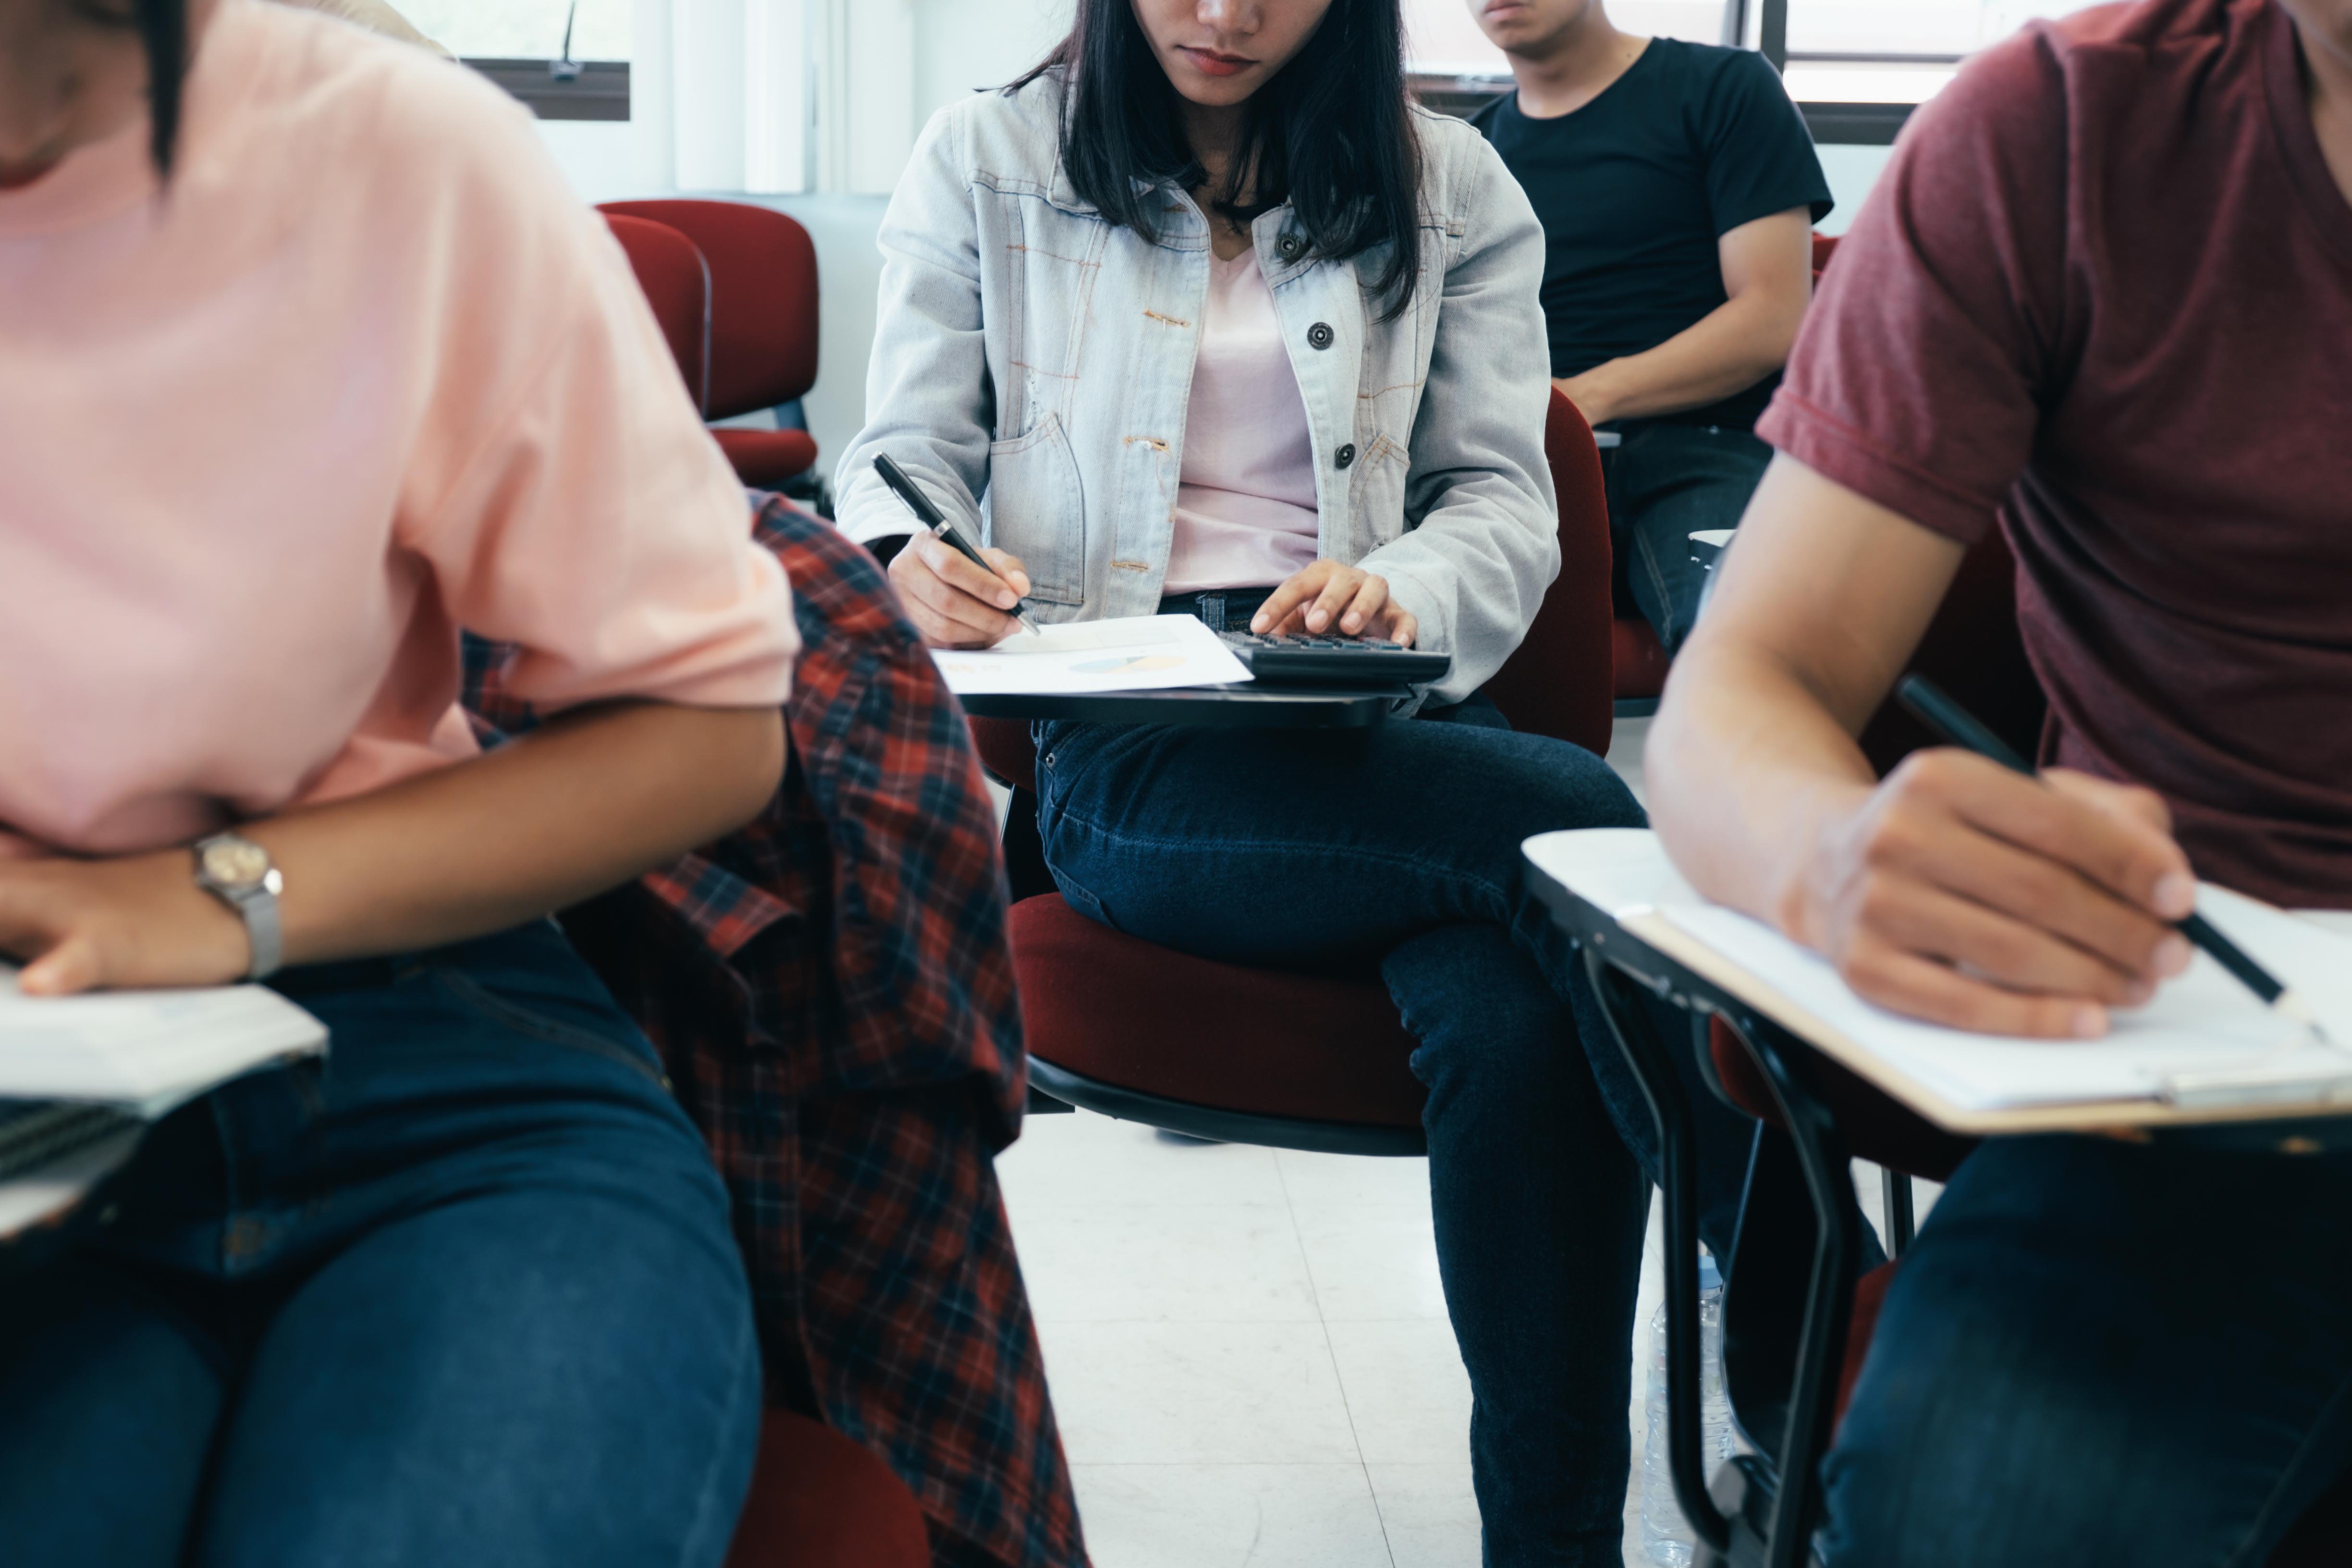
66, 0, 187, 174
1014, 0, 1422, 316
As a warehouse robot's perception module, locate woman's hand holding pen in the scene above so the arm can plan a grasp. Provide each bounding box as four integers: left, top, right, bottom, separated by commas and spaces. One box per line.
1250, 561, 1418, 645
1784, 753, 2199, 1040
891, 534, 1034, 648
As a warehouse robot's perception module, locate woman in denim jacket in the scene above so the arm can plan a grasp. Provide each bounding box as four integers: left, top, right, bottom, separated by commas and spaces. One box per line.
840, 2, 1658, 1558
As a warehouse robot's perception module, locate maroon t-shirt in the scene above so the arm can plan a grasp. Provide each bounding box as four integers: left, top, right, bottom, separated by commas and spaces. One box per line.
1758, 0, 2352, 909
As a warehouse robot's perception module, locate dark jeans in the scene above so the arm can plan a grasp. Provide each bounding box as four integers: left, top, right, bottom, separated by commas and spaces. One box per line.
1606, 422, 1772, 655
0, 921, 762, 1568
1033, 707, 1761, 1566
1819, 1136, 2352, 1567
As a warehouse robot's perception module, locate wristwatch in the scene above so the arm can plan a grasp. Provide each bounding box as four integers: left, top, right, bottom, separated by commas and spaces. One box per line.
192, 832, 284, 980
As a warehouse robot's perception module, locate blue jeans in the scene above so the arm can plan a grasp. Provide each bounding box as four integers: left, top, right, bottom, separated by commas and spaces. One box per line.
0, 921, 762, 1568
1033, 707, 1762, 1566
1818, 1135, 2352, 1567
1606, 422, 1772, 655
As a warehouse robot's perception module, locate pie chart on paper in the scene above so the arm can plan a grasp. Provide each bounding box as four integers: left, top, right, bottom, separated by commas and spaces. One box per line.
1070, 654, 1188, 675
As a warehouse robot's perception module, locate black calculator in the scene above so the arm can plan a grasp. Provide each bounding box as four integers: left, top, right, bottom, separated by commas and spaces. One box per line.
1217, 631, 1453, 686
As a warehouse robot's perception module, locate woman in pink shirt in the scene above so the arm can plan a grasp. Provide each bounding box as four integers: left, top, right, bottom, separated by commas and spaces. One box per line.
0, 1, 797, 1562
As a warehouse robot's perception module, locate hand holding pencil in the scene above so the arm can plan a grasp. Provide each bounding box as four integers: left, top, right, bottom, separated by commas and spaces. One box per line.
1777, 686, 2203, 1040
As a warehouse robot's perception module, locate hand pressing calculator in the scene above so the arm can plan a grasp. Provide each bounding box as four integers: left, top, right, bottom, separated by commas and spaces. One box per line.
1216, 631, 1453, 686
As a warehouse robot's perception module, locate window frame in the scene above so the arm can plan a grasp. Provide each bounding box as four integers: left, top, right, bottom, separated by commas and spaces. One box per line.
463, 57, 632, 122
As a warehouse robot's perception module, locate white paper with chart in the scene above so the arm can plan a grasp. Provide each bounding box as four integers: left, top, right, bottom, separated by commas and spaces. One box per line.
930, 614, 1253, 696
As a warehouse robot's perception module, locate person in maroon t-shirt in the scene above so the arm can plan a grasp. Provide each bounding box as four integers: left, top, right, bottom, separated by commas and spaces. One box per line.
1647, 0, 2352, 1559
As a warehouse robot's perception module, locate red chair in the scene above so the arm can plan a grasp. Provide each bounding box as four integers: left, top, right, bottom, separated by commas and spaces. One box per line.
724, 1410, 930, 1568
603, 212, 711, 411
599, 199, 822, 487
1613, 522, 2348, 1565
1609, 231, 1842, 717
973, 389, 1616, 1153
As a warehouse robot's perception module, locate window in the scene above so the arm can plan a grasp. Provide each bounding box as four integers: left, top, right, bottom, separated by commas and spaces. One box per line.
1405, 0, 2108, 138
1779, 0, 2108, 108
400, 0, 633, 121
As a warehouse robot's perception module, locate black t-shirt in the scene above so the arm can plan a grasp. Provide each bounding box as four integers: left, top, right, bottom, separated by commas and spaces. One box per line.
1471, 39, 1832, 430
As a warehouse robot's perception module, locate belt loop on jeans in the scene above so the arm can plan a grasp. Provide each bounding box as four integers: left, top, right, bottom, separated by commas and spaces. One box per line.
1198, 593, 1227, 634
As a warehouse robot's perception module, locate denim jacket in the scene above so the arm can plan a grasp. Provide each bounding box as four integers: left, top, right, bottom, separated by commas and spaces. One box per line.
835, 72, 1558, 704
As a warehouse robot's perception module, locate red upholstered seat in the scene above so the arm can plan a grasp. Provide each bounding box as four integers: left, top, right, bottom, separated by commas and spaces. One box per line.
599, 199, 822, 486
1613, 616, 1672, 701
1011, 894, 1426, 1129
1000, 391, 1615, 1148
714, 427, 823, 488
724, 1410, 930, 1568
1710, 496, 2349, 1563
1485, 390, 1617, 758
603, 213, 710, 410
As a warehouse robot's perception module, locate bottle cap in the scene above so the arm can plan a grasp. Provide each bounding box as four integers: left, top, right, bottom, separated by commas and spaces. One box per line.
1698, 1250, 1722, 1292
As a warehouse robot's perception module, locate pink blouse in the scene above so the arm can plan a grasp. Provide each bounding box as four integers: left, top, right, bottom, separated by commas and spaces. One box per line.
1162, 249, 1322, 595
0, 0, 797, 860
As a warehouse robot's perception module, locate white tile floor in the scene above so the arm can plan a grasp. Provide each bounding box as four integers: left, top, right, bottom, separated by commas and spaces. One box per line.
995, 716, 1927, 1565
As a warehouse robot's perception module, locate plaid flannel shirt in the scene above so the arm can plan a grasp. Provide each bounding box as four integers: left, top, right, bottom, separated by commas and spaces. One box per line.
465, 495, 1085, 1568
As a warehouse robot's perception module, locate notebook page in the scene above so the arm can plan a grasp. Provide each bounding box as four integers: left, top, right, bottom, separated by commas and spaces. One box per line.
1663, 887, 2352, 1111
0, 968, 328, 1104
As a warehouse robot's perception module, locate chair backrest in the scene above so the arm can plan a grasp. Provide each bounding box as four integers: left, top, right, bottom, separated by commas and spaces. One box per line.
1481, 389, 1617, 756
1856, 526, 2045, 776
600, 198, 820, 419
603, 213, 710, 412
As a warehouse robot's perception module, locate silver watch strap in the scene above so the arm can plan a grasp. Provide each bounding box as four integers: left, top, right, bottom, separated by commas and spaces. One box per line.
242, 892, 283, 980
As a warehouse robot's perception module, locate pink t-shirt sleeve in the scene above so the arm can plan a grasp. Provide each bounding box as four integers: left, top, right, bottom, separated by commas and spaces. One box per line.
393, 90, 796, 713
1756, 28, 2073, 545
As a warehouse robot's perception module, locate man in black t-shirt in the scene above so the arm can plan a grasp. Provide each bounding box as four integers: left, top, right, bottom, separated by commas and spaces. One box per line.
1470, 0, 1831, 653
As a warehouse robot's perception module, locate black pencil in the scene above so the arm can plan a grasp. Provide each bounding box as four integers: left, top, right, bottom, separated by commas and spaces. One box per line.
1895, 675, 2323, 1038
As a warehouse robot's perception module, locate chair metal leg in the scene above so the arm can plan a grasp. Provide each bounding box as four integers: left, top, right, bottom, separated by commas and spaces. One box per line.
1729, 1011, 1863, 1568
1880, 1167, 1915, 1257
1584, 949, 1734, 1560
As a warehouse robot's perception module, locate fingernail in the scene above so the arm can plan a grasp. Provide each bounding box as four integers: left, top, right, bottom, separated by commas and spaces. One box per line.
2073, 1004, 2107, 1039
2155, 934, 2192, 976
2122, 979, 2155, 1007
2154, 873, 2196, 919
996, 591, 1017, 609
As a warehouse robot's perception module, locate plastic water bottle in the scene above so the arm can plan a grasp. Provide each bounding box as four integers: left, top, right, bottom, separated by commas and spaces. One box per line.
1640, 1250, 1732, 1567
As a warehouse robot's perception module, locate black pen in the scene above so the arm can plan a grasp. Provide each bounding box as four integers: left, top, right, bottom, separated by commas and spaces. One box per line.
871, 453, 1040, 637
1895, 674, 2325, 1039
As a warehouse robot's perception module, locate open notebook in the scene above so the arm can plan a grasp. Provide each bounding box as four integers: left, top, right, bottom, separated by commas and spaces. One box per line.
1523, 829, 2352, 1127
0, 971, 327, 1237
0, 968, 327, 1107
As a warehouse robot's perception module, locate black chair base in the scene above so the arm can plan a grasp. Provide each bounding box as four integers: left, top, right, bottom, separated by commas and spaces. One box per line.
1027, 1058, 1428, 1158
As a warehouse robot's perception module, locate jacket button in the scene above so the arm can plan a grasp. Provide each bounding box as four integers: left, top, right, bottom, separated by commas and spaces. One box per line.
1307, 322, 1335, 351
1335, 443, 1357, 470
1277, 235, 1305, 261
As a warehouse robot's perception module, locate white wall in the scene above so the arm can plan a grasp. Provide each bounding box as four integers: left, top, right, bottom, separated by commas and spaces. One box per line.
1816, 143, 1896, 235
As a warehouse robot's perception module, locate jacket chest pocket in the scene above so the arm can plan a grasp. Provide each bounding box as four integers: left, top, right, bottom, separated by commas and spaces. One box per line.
983, 413, 1087, 605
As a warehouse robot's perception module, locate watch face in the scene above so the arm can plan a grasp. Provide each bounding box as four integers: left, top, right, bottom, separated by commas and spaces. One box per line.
201, 838, 272, 891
